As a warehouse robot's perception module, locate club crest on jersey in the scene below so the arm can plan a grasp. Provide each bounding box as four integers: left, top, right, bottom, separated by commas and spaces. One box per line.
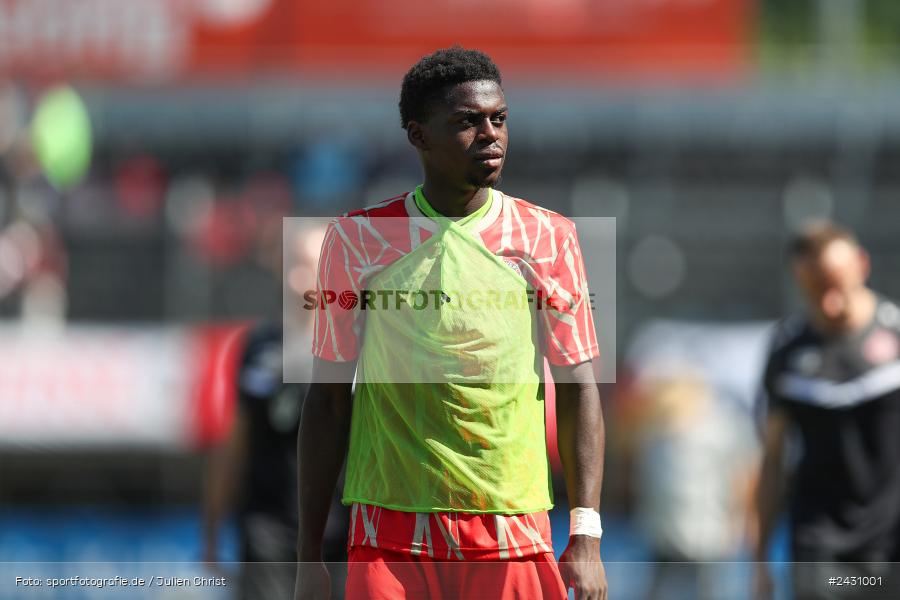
502, 257, 523, 278
863, 329, 900, 366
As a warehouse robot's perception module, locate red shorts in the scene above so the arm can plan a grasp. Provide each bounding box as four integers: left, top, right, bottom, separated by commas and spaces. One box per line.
346, 545, 567, 600
347, 504, 557, 560
345, 504, 566, 599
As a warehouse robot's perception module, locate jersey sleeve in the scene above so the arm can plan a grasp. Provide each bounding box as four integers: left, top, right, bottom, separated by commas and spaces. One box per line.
238, 322, 283, 401
312, 220, 364, 362
761, 354, 780, 409
539, 222, 600, 366
759, 320, 798, 415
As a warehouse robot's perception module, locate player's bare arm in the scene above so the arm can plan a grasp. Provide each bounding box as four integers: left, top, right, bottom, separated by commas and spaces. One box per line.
552, 359, 608, 600
202, 406, 247, 569
753, 407, 790, 600
295, 357, 356, 600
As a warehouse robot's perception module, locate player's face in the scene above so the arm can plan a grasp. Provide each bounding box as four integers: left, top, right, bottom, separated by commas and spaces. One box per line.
793, 240, 870, 324
418, 80, 508, 189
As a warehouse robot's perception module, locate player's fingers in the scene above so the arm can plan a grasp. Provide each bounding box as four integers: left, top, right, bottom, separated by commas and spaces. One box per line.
557, 561, 573, 588
753, 570, 772, 600
574, 584, 597, 600
574, 580, 599, 600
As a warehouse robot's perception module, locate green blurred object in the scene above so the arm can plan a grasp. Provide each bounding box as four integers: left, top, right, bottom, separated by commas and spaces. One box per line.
31, 86, 92, 191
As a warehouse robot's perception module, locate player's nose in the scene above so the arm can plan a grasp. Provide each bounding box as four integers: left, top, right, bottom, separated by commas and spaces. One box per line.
821, 288, 846, 318
478, 118, 501, 142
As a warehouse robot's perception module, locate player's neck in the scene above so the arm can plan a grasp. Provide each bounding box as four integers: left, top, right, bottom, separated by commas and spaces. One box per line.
419, 181, 490, 218
814, 288, 877, 336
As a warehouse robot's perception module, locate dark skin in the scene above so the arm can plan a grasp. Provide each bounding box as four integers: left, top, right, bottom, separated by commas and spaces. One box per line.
295, 79, 607, 600
408, 79, 508, 218
202, 406, 247, 573
553, 360, 608, 600
296, 359, 355, 600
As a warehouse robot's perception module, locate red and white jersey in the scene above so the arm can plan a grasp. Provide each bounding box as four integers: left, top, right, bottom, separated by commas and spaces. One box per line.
313, 189, 599, 366
315, 190, 599, 557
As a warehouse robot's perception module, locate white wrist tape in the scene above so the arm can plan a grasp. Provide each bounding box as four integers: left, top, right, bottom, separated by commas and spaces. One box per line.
569, 507, 603, 539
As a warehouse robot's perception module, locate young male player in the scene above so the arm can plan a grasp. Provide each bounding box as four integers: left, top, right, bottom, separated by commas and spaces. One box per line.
755, 222, 900, 600
295, 47, 607, 600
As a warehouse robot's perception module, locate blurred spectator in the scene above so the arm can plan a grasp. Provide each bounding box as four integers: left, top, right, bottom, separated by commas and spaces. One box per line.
202, 323, 286, 599
203, 219, 347, 600
0, 80, 69, 326
202, 319, 349, 600
631, 374, 757, 600
755, 222, 900, 600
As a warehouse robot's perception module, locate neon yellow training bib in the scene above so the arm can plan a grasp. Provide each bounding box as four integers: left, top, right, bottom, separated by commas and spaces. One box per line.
342, 186, 553, 513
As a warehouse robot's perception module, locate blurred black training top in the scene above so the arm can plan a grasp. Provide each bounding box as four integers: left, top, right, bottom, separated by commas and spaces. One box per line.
763, 296, 900, 560
237, 321, 306, 522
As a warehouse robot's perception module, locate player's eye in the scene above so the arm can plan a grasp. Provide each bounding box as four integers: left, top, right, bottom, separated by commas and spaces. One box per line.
491, 114, 507, 126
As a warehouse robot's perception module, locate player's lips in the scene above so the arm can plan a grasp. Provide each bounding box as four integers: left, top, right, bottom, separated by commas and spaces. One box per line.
473, 151, 504, 168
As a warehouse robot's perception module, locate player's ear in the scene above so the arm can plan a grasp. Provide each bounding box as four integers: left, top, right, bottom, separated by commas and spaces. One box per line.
859, 247, 871, 280
790, 258, 808, 287
407, 121, 428, 151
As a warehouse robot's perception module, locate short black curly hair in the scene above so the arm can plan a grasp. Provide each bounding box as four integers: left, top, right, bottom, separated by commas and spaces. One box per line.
399, 46, 502, 129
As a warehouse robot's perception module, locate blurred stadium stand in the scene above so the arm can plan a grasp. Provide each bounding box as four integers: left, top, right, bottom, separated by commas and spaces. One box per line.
5, 84, 899, 333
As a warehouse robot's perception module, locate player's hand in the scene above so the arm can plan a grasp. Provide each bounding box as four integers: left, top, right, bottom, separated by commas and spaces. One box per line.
201, 541, 228, 578
294, 561, 331, 600
201, 540, 216, 566
558, 535, 607, 600
753, 561, 774, 600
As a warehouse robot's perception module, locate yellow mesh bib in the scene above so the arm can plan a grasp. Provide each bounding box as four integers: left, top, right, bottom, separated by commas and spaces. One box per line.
342, 187, 553, 513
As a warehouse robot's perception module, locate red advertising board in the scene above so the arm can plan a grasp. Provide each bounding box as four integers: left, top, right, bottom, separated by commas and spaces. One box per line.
0, 0, 751, 83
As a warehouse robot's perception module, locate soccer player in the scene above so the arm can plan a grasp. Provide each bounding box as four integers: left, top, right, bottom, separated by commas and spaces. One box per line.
755, 222, 900, 600
294, 48, 607, 599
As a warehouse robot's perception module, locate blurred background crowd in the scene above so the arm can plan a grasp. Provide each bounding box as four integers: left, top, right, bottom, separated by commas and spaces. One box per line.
2, 0, 900, 598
